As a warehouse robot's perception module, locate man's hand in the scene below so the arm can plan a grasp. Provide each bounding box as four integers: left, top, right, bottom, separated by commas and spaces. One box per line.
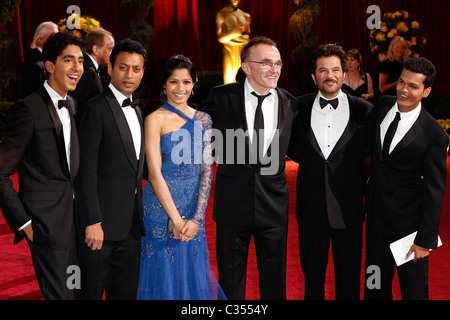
406, 244, 429, 262
23, 224, 33, 242
85, 223, 104, 250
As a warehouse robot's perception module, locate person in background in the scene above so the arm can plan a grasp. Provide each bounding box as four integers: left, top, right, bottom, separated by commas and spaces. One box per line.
365, 57, 449, 300
379, 36, 409, 96
18, 21, 58, 99
343, 49, 374, 101
70, 27, 114, 122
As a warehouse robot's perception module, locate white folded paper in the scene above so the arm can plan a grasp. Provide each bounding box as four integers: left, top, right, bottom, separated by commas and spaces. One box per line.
389, 231, 442, 266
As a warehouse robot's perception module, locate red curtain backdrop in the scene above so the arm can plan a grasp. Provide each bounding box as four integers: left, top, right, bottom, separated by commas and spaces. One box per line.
5, 0, 449, 92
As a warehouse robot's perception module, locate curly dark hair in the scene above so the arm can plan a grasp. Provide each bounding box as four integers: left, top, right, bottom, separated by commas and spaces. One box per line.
402, 57, 436, 88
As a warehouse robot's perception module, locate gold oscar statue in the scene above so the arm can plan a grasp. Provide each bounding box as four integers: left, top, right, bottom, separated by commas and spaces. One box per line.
216, 0, 251, 84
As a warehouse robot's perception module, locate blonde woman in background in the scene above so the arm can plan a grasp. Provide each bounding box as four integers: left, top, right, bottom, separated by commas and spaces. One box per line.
379, 36, 410, 96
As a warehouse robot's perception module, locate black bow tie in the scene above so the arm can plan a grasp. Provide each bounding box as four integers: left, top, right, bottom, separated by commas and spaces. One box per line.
58, 99, 71, 110
122, 98, 139, 108
319, 97, 339, 109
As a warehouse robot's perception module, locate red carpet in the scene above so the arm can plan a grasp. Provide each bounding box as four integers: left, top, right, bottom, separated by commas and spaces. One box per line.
1, 158, 450, 300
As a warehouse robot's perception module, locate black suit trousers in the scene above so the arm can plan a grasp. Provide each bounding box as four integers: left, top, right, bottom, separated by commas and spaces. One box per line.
76, 220, 141, 300
216, 222, 287, 300
28, 234, 77, 300
298, 221, 362, 300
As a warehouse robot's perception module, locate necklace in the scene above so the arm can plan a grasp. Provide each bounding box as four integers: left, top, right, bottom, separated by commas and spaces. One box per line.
347, 72, 361, 90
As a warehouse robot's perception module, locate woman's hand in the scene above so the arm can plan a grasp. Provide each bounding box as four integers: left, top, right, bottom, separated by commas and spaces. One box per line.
180, 220, 200, 243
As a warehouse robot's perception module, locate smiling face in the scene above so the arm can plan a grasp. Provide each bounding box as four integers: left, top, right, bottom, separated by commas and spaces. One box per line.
396, 69, 431, 112
45, 44, 84, 97
393, 40, 407, 61
241, 43, 281, 94
108, 51, 145, 98
312, 55, 345, 99
164, 68, 194, 108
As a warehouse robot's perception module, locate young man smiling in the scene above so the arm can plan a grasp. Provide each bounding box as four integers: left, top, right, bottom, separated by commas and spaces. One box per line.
365, 57, 449, 300
0, 32, 84, 299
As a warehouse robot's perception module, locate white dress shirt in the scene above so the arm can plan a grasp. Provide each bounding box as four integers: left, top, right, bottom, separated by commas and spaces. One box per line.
244, 78, 278, 155
311, 90, 350, 159
380, 102, 421, 154
44, 81, 72, 170
86, 53, 99, 71
108, 83, 141, 160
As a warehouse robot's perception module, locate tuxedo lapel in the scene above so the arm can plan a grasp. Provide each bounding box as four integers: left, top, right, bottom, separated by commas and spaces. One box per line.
67, 96, 79, 179
38, 87, 71, 178
303, 94, 325, 158
135, 105, 145, 175
104, 88, 138, 173
328, 95, 361, 159
230, 82, 248, 132
390, 108, 424, 157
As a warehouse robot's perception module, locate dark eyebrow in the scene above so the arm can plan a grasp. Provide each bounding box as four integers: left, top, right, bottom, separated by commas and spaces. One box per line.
62, 55, 84, 61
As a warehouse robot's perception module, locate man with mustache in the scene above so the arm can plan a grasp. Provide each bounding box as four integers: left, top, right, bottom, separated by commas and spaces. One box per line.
289, 44, 375, 299
75, 39, 147, 299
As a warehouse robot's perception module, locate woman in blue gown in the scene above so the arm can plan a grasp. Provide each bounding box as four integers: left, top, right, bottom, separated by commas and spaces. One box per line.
137, 55, 226, 300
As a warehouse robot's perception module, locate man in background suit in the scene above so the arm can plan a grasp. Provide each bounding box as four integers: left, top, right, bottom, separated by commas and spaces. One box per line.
203, 36, 297, 300
0, 32, 84, 299
70, 28, 114, 121
76, 39, 146, 300
288, 44, 374, 300
18, 21, 58, 99
365, 57, 449, 300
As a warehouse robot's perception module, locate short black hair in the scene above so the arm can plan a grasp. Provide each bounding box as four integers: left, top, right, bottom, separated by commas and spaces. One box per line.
42, 31, 84, 64
311, 43, 348, 74
402, 57, 436, 88
109, 39, 147, 68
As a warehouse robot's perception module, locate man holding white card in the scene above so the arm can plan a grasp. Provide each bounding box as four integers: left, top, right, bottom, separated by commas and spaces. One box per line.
364, 58, 449, 300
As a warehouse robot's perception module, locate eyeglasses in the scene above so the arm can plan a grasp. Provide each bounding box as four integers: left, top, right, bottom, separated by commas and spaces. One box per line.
246, 60, 284, 69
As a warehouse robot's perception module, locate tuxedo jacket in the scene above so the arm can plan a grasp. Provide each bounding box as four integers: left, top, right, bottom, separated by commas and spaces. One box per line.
288, 92, 375, 229
202, 81, 298, 228
366, 96, 449, 249
76, 87, 145, 241
19, 48, 47, 99
0, 87, 79, 246
70, 53, 104, 122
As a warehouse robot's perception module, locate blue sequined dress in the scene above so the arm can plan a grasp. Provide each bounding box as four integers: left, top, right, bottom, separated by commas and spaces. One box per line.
137, 103, 226, 300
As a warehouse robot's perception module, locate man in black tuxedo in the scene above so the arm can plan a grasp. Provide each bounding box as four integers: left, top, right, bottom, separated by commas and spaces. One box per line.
364, 58, 449, 300
70, 28, 114, 122
288, 44, 374, 300
0, 32, 84, 299
19, 21, 58, 99
75, 39, 146, 300
203, 36, 297, 300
